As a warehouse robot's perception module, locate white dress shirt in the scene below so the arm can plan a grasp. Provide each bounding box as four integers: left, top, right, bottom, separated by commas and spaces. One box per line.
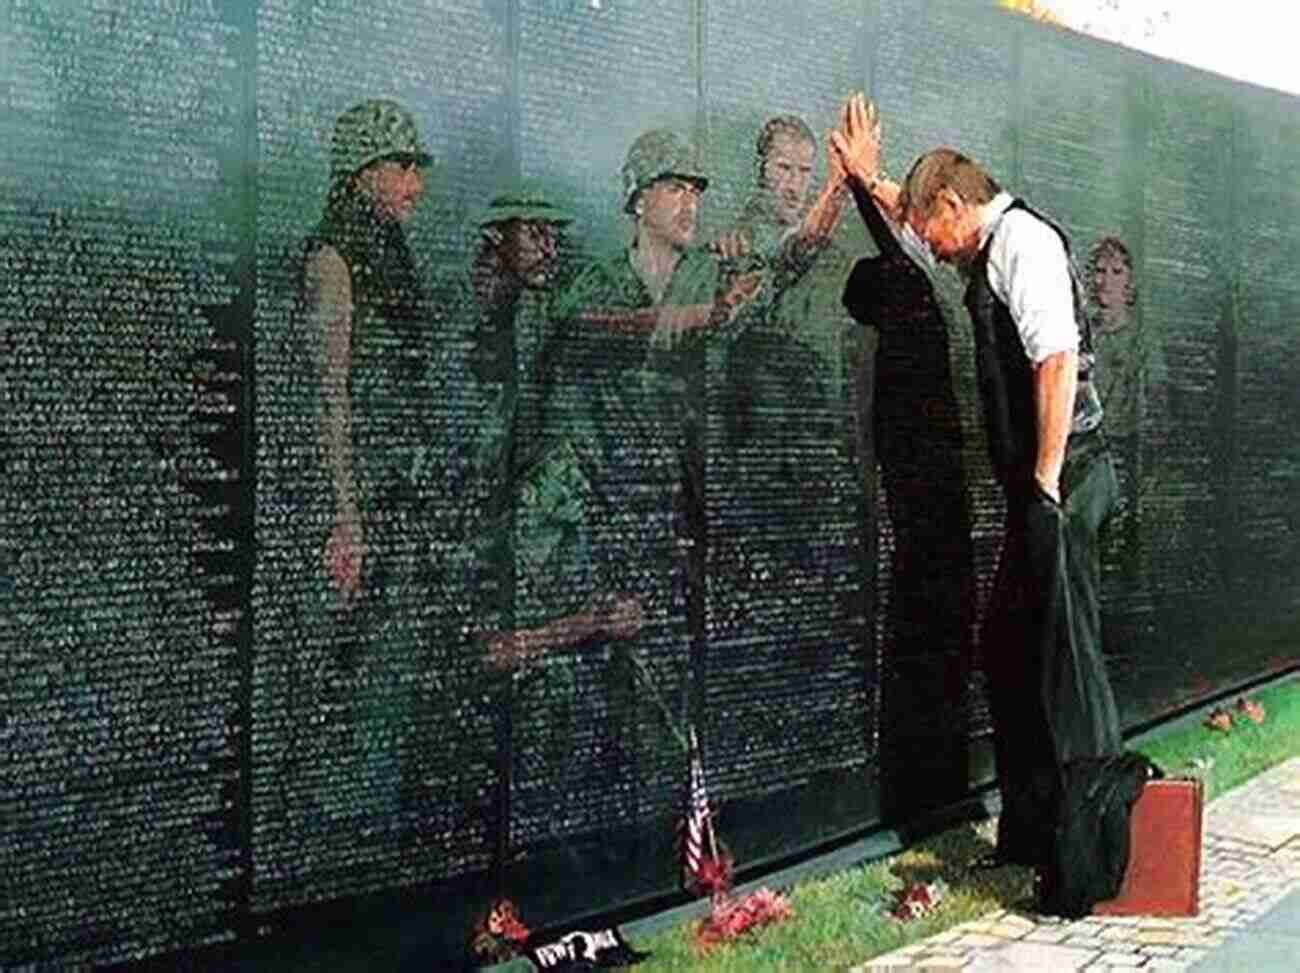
976, 191, 1079, 364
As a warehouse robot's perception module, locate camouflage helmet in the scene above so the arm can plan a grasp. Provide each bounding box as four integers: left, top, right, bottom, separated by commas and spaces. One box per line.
477, 185, 574, 228
621, 129, 708, 214
330, 99, 432, 185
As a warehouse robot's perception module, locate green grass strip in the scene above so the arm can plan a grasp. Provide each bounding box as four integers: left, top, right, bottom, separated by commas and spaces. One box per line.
1132, 676, 1300, 802
629, 675, 1299, 972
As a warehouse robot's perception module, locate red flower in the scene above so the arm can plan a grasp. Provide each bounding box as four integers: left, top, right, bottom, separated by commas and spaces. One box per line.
483, 898, 531, 943
1203, 707, 1233, 734
693, 887, 794, 952
1236, 697, 1266, 725
890, 881, 945, 921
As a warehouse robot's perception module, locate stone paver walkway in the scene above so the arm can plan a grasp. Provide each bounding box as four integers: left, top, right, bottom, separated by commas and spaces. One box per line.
853, 758, 1300, 972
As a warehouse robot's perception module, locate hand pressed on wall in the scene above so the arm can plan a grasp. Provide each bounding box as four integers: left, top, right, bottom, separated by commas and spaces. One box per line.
829, 92, 882, 189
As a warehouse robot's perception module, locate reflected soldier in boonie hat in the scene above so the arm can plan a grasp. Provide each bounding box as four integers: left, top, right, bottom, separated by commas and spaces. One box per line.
477, 188, 574, 230
465, 184, 574, 386
476, 184, 573, 293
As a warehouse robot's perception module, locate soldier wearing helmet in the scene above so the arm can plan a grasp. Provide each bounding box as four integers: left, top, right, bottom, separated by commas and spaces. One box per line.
327, 98, 432, 224
299, 99, 436, 826
307, 99, 435, 602
471, 129, 730, 676
469, 129, 764, 840
547, 129, 762, 343
618, 129, 711, 303
302, 98, 431, 600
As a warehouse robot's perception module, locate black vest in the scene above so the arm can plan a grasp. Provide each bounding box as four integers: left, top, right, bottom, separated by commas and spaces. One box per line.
301, 190, 431, 513
963, 199, 1095, 485
304, 190, 428, 382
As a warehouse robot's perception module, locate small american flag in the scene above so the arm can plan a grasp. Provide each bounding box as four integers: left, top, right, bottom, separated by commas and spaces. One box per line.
682, 725, 716, 885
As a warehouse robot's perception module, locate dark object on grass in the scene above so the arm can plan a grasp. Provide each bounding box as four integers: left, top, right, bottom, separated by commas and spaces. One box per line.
1036, 753, 1162, 918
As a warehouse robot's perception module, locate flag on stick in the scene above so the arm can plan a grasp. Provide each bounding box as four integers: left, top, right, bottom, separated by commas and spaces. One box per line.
681, 725, 730, 895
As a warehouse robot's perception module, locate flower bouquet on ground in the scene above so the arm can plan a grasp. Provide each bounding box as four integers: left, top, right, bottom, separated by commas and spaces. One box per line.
1236, 696, 1266, 725
888, 879, 948, 922
695, 885, 795, 952
468, 897, 531, 966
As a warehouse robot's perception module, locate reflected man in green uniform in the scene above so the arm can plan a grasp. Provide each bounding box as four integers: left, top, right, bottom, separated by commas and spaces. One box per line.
488, 129, 759, 851
707, 113, 876, 778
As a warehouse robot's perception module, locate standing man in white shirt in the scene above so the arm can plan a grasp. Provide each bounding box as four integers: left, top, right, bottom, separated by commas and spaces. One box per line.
833, 98, 1123, 873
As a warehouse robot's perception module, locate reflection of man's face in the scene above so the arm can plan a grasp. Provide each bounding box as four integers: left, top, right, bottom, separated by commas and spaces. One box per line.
762, 133, 815, 227
499, 219, 561, 289
638, 177, 702, 251
1092, 253, 1130, 311
360, 159, 425, 223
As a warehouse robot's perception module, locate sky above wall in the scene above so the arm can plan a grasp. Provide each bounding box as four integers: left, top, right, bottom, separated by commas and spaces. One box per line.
1044, 0, 1300, 96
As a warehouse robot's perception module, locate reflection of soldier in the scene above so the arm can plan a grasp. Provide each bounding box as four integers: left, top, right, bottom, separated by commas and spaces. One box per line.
299, 99, 435, 828
716, 114, 850, 296
715, 112, 861, 418
558, 130, 762, 340
430, 188, 574, 497
711, 111, 863, 621
1088, 237, 1168, 445
466, 190, 572, 393
456, 189, 576, 638
717, 111, 857, 428
701, 111, 880, 800
547, 128, 761, 619
309, 99, 432, 600
419, 187, 590, 868
451, 188, 647, 667
497, 129, 756, 843
1087, 237, 1167, 591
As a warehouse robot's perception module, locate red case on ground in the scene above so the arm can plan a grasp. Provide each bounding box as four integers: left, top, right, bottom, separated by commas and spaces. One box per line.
1093, 777, 1203, 917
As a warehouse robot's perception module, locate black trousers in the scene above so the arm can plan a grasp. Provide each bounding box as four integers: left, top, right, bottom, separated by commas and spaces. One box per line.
983, 432, 1123, 865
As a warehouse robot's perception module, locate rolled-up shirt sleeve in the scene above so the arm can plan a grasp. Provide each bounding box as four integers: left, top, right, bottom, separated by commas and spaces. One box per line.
986, 210, 1078, 363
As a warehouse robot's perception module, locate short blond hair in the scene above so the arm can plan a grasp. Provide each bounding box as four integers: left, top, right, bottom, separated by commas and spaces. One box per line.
898, 148, 1001, 221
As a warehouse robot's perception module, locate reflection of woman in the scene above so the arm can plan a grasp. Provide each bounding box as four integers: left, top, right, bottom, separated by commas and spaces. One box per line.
1087, 237, 1167, 585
